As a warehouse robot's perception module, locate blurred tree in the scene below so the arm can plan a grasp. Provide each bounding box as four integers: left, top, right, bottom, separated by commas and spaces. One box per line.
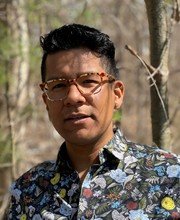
0, 0, 29, 215
144, 0, 178, 149
0, 0, 179, 217
0, 1, 13, 212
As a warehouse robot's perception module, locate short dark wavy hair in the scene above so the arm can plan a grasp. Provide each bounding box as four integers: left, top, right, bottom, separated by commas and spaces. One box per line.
40, 23, 119, 82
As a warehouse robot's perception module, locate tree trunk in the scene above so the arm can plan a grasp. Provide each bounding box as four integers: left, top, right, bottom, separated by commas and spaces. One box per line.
7, 0, 29, 110
144, 0, 172, 150
0, 0, 29, 215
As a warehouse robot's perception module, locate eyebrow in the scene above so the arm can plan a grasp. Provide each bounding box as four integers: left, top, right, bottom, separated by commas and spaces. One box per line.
46, 76, 65, 81
46, 72, 98, 81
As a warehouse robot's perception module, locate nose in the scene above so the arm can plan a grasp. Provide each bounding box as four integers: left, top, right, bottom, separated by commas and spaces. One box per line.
63, 84, 86, 106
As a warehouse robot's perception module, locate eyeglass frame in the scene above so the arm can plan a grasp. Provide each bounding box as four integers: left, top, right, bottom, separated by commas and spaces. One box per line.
39, 72, 116, 101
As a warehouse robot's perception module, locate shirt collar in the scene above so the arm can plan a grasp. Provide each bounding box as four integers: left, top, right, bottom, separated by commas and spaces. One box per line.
99, 128, 129, 163
54, 142, 73, 172
54, 128, 129, 170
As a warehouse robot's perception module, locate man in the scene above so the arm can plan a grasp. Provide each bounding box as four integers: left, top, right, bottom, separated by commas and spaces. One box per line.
7, 24, 179, 219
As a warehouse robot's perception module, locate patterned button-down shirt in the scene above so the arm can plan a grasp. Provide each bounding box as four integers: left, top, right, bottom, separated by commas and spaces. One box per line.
7, 129, 180, 220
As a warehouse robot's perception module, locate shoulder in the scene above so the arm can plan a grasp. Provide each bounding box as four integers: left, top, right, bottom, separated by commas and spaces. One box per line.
128, 141, 179, 163
10, 160, 56, 197
7, 161, 58, 218
112, 128, 179, 167
126, 141, 180, 179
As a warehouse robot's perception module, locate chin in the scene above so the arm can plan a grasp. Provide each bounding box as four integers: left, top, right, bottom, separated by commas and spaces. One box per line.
60, 128, 98, 145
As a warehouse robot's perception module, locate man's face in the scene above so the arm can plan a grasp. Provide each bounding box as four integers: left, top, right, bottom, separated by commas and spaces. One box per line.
43, 48, 124, 148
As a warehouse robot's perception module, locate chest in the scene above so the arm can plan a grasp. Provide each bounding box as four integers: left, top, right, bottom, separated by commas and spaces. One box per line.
23, 169, 176, 219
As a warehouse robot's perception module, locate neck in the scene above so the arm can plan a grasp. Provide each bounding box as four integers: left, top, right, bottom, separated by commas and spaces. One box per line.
66, 129, 114, 181
66, 142, 101, 172
68, 146, 100, 181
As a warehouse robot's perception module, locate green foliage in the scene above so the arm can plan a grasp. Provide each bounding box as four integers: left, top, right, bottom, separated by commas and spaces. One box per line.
113, 110, 122, 122
19, 103, 34, 119
0, 21, 18, 86
0, 20, 12, 165
165, 0, 173, 4
0, 131, 12, 164
83, 10, 100, 24
0, 22, 9, 85
29, 43, 41, 79
0, 23, 11, 60
0, 66, 6, 86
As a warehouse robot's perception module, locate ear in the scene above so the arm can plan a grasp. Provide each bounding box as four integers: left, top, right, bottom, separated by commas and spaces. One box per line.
113, 81, 124, 109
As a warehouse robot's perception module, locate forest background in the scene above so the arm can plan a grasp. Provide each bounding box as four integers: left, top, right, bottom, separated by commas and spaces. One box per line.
0, 0, 179, 216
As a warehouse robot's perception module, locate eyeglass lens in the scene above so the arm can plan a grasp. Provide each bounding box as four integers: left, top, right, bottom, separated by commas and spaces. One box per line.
45, 73, 102, 101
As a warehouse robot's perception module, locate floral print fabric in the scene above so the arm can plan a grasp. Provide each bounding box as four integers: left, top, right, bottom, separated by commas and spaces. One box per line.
7, 129, 180, 219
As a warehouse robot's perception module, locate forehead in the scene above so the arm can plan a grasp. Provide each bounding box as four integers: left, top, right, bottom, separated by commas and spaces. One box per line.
45, 49, 105, 80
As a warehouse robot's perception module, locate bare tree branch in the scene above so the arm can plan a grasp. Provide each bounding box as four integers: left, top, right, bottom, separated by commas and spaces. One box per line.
125, 44, 168, 120
172, 0, 180, 23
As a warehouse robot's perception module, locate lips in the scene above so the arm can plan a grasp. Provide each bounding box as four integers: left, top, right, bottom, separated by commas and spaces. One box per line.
64, 114, 90, 121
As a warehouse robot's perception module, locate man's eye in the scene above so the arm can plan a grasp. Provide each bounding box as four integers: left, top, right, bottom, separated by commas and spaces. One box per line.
52, 83, 66, 90
83, 79, 98, 84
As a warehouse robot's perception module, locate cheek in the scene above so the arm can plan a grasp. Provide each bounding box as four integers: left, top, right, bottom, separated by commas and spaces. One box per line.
47, 103, 62, 121
93, 91, 114, 118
